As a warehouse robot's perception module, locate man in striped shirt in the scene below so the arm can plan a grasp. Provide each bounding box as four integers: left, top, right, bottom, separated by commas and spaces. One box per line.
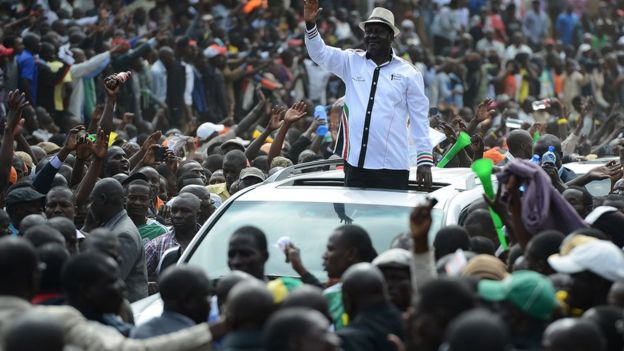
303, 1, 433, 190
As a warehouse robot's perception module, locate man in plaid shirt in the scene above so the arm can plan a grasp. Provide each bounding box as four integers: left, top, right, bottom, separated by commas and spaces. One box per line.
145, 193, 202, 279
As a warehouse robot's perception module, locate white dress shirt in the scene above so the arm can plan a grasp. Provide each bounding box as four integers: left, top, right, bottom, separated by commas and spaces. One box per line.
305, 25, 433, 170
182, 61, 194, 107
150, 60, 167, 104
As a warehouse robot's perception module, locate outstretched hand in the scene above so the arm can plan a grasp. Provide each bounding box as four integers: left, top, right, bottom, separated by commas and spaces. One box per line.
303, 0, 323, 23
284, 101, 307, 124
474, 98, 496, 123
5, 90, 28, 136
91, 128, 109, 159
267, 106, 286, 131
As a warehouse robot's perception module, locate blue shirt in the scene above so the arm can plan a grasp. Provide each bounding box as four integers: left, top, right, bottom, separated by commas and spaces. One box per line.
130, 311, 196, 339
16, 50, 38, 105
556, 13, 579, 46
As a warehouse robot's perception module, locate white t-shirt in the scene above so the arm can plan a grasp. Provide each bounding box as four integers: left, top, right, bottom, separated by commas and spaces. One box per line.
304, 59, 332, 105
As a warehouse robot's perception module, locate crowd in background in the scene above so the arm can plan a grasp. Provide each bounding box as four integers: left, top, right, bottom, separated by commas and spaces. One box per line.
2, 0, 624, 350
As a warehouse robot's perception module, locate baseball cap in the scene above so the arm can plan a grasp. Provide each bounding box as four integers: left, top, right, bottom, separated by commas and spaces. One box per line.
585, 206, 618, 225
558, 234, 598, 256
204, 43, 227, 59
37, 142, 61, 155
462, 254, 509, 281
0, 44, 14, 56
478, 270, 556, 321
271, 156, 293, 169
221, 138, 246, 152
239, 167, 266, 182
548, 240, 624, 282
196, 122, 224, 142
6, 186, 46, 207
121, 172, 149, 186
372, 248, 411, 268
15, 151, 34, 170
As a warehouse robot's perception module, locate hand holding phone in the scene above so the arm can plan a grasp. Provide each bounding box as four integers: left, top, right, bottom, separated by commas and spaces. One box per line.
154, 147, 166, 162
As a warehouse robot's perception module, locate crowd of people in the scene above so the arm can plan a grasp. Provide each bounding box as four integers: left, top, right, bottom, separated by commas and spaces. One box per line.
2, 0, 624, 350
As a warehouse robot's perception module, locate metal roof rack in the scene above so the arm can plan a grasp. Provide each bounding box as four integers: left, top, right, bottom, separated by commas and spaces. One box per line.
267, 158, 345, 183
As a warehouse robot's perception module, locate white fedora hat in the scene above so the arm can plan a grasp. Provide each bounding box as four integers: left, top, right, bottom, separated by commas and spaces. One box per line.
358, 7, 400, 38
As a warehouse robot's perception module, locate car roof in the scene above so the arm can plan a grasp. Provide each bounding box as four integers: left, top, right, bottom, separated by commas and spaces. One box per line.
564, 157, 618, 175
235, 160, 486, 208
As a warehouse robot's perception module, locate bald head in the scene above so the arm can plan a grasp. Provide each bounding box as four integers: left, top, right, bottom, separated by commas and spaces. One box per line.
180, 184, 210, 201
543, 318, 605, 351
281, 285, 331, 322
173, 192, 201, 211
19, 214, 47, 234
263, 308, 338, 351
90, 178, 125, 222
160, 266, 210, 303
583, 306, 624, 351
47, 217, 78, 255
216, 270, 254, 309
342, 263, 387, 317
5, 312, 64, 351
0, 237, 39, 299
507, 129, 533, 160
93, 177, 124, 200
82, 228, 120, 264
159, 46, 174, 67
24, 224, 65, 248
446, 309, 509, 351
608, 281, 624, 307
159, 266, 211, 323
226, 280, 275, 330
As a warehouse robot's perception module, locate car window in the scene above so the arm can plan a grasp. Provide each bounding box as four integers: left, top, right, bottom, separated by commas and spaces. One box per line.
187, 201, 442, 282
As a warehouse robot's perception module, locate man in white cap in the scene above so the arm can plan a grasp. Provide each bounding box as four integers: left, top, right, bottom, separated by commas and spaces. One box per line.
548, 238, 624, 312
303, 0, 433, 190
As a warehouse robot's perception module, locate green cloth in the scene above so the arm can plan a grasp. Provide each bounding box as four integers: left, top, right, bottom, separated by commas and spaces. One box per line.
83, 77, 95, 124
324, 283, 347, 330
138, 223, 167, 241
267, 277, 303, 303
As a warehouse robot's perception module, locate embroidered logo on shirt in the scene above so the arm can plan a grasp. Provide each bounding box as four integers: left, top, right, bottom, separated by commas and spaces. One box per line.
390, 74, 403, 81
352, 76, 365, 82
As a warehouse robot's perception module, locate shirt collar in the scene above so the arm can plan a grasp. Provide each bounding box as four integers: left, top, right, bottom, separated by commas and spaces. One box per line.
365, 49, 395, 67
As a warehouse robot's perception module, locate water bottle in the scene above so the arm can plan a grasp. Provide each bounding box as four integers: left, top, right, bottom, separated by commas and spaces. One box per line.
314, 105, 328, 121
532, 98, 552, 111
530, 154, 541, 164
316, 124, 329, 137
541, 146, 557, 166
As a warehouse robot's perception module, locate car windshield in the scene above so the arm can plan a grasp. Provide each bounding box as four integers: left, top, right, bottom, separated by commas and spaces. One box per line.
187, 200, 442, 282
